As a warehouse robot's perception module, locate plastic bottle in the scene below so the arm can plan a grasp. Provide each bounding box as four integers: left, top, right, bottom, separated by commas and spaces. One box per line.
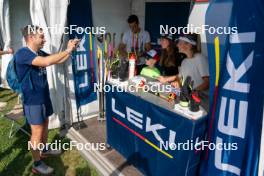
128, 53, 136, 79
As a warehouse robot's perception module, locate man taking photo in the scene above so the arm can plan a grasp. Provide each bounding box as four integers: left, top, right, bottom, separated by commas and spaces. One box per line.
15, 25, 79, 175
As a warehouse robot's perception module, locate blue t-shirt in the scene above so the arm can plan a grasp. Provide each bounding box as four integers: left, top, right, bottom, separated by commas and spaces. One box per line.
15, 47, 52, 105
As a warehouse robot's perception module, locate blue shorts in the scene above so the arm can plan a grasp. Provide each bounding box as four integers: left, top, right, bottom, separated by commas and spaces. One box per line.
24, 103, 53, 125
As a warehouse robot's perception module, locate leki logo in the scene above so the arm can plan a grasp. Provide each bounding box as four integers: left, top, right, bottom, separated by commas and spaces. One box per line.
209, 32, 255, 175
111, 97, 176, 159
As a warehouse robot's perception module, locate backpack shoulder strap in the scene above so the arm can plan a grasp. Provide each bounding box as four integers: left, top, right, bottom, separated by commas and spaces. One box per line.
20, 67, 33, 90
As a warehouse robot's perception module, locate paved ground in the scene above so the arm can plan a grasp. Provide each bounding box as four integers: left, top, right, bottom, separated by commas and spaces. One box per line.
77, 118, 143, 176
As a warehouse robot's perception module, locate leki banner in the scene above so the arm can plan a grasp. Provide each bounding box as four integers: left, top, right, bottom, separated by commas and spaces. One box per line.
67, 0, 97, 108
71, 33, 97, 108
201, 0, 264, 175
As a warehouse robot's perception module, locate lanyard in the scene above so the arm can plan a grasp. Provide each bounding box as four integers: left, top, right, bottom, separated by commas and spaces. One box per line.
132, 32, 139, 51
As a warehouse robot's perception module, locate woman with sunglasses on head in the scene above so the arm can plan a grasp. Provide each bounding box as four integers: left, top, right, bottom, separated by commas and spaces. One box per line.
157, 34, 209, 91
158, 34, 185, 77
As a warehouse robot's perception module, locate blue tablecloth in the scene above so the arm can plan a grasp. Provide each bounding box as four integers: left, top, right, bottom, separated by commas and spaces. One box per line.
106, 85, 207, 176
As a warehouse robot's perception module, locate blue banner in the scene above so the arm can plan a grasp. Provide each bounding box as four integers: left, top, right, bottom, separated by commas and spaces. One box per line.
201, 0, 264, 175
106, 86, 207, 175
71, 34, 97, 107
67, 0, 97, 108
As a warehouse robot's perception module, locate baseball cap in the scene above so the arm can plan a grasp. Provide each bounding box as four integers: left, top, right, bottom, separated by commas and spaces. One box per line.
146, 49, 159, 61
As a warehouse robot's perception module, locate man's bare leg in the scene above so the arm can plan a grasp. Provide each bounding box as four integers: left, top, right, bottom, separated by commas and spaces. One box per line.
30, 124, 44, 161
41, 118, 61, 156
30, 122, 54, 174
42, 118, 49, 146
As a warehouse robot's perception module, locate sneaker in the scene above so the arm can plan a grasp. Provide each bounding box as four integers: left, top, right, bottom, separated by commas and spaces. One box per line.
32, 161, 54, 175
41, 149, 62, 157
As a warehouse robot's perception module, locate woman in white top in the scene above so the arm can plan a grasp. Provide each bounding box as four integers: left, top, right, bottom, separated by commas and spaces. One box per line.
157, 34, 209, 91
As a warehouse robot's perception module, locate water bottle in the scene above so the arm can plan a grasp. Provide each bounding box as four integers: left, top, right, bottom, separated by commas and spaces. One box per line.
128, 53, 136, 79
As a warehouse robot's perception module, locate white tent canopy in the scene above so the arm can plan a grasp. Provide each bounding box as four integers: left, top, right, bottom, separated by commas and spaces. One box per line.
0, 0, 72, 128
0, 0, 12, 87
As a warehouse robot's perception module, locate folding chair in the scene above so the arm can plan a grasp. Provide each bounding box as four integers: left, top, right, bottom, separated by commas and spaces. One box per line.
1, 103, 30, 138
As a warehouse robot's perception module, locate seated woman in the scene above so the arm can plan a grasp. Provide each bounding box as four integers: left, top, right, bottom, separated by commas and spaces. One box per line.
157, 34, 209, 91
159, 34, 185, 76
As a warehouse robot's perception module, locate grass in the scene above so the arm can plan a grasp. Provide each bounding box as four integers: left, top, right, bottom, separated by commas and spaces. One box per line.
0, 88, 98, 176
